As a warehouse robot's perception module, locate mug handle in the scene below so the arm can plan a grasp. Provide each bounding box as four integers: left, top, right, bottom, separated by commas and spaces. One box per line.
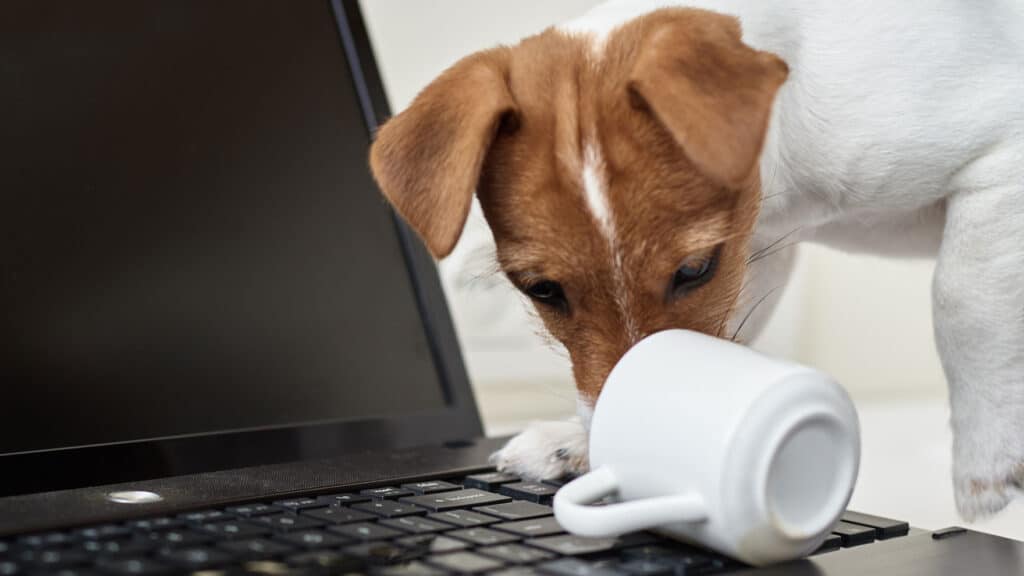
553, 466, 708, 537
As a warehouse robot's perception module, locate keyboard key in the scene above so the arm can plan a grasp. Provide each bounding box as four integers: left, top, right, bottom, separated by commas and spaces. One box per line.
538, 558, 620, 576
813, 533, 843, 554
18, 548, 90, 568
128, 517, 183, 531
362, 487, 416, 499
376, 561, 448, 575
448, 528, 520, 546
353, 500, 428, 518
396, 535, 470, 554
158, 546, 233, 569
613, 558, 676, 575
329, 522, 404, 541
494, 517, 565, 538
237, 560, 293, 574
200, 520, 272, 540
272, 497, 325, 511
178, 510, 232, 524
425, 551, 505, 573
463, 472, 520, 491
401, 489, 511, 512
932, 526, 969, 540
0, 560, 17, 576
401, 480, 462, 494
0, 541, 8, 554
479, 544, 555, 564
841, 511, 910, 539
18, 532, 73, 547
614, 557, 704, 573
76, 524, 132, 540
95, 557, 175, 575
286, 550, 365, 571
832, 521, 876, 547
491, 568, 545, 576
146, 529, 213, 547
428, 510, 499, 528
380, 516, 451, 534
302, 506, 376, 524
618, 557, 692, 573
254, 513, 325, 532
499, 482, 559, 504
25, 568, 102, 576
474, 501, 552, 521
526, 533, 655, 556
278, 529, 350, 549
79, 538, 155, 556
614, 557, 688, 573
315, 493, 372, 506
621, 544, 713, 571
226, 503, 280, 517
217, 538, 296, 560
344, 541, 422, 565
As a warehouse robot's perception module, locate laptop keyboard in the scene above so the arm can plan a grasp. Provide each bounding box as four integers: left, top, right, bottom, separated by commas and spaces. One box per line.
0, 471, 909, 575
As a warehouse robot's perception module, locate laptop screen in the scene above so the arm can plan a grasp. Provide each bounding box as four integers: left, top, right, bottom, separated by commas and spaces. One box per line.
0, 1, 477, 494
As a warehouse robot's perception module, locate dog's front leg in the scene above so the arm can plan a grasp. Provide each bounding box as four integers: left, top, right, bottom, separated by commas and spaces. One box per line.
490, 417, 589, 480
933, 174, 1024, 520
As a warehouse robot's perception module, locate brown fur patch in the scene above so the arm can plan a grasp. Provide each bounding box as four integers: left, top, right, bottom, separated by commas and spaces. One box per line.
370, 8, 788, 401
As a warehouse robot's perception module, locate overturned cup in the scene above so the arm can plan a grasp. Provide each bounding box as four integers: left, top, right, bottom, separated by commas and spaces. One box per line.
554, 329, 860, 566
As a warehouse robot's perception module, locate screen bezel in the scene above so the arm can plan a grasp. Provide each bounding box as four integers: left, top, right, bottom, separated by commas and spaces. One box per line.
0, 0, 482, 497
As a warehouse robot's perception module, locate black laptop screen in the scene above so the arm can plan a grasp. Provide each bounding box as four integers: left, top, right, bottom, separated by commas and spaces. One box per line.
0, 2, 451, 457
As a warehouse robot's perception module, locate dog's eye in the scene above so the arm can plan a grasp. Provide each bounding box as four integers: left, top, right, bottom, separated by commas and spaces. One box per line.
675, 258, 711, 282
670, 248, 720, 297
524, 280, 567, 309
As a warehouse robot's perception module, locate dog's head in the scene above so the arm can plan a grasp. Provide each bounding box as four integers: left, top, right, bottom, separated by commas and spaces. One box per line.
370, 9, 787, 404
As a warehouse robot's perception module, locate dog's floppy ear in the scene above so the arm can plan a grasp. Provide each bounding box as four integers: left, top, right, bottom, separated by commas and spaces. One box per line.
629, 10, 788, 189
370, 48, 516, 258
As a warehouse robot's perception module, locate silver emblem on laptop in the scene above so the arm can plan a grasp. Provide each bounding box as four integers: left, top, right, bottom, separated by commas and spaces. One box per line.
105, 490, 163, 504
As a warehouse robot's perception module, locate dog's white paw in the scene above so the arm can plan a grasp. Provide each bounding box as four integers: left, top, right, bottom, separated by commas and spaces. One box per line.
953, 460, 1024, 522
951, 414, 1024, 521
490, 419, 589, 480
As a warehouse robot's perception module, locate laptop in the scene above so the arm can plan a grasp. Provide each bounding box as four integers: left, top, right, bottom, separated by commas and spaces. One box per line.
1, 1, 1021, 574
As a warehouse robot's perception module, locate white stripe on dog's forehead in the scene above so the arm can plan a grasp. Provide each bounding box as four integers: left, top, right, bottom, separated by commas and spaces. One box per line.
581, 144, 614, 243
579, 141, 641, 344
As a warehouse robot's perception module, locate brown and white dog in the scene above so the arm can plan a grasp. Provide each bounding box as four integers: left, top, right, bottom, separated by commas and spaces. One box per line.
369, 0, 1024, 520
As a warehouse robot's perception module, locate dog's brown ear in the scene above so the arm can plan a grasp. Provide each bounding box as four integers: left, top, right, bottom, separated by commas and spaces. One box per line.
628, 10, 788, 189
370, 48, 515, 258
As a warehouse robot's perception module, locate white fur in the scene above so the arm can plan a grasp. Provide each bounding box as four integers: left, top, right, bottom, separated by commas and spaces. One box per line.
580, 142, 642, 343
581, 144, 614, 241
577, 394, 595, 431
491, 395, 595, 480
490, 418, 589, 480
494, 0, 1024, 519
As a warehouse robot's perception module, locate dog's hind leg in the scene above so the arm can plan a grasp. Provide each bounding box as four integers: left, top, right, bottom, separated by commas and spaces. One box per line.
933, 155, 1024, 520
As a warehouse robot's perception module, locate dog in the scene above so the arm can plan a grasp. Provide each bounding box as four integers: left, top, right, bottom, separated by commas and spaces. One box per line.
369, 0, 1024, 520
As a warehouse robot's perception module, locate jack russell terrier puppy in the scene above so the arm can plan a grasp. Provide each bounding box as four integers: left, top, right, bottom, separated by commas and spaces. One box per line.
369, 0, 1024, 520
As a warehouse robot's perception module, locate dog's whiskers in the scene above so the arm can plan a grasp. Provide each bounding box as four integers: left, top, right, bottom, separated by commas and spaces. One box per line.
747, 227, 801, 265
730, 286, 781, 342
747, 240, 800, 266
713, 280, 750, 339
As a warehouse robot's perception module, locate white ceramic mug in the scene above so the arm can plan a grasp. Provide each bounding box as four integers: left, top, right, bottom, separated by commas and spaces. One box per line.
553, 329, 860, 566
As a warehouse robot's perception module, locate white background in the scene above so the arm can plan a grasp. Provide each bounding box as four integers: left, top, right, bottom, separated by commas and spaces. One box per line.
360, 0, 1023, 539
